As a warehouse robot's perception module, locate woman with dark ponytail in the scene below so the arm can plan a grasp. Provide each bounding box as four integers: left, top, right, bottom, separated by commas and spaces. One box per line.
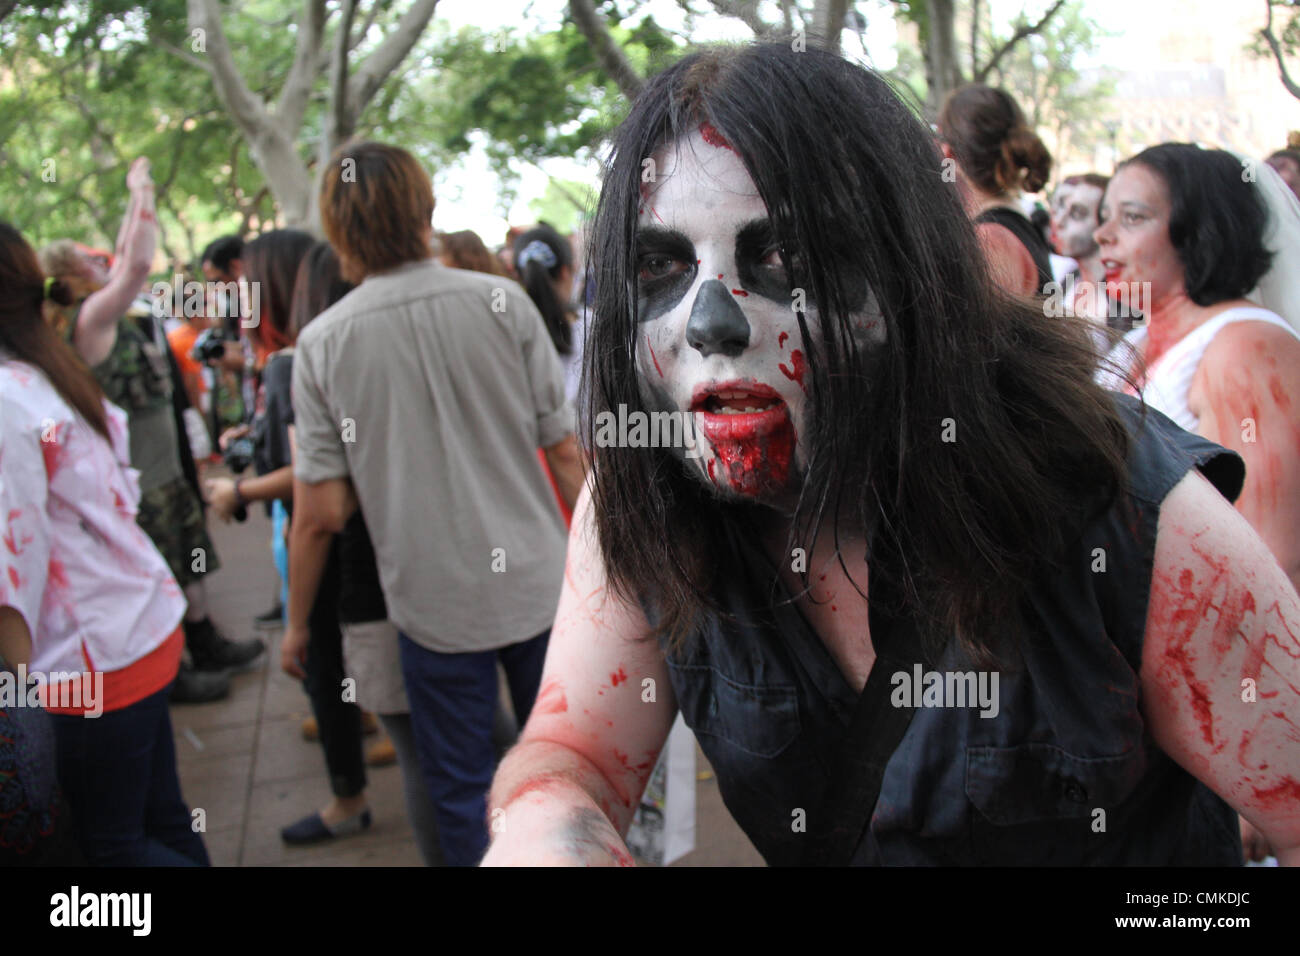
512, 224, 576, 361
0, 222, 208, 865
512, 225, 584, 523
939, 84, 1054, 295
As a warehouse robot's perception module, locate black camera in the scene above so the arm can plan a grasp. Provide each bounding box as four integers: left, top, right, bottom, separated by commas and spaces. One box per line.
224, 436, 254, 475
191, 326, 229, 364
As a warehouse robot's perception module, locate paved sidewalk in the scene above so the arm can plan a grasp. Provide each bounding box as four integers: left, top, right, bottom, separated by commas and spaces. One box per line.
171, 497, 763, 866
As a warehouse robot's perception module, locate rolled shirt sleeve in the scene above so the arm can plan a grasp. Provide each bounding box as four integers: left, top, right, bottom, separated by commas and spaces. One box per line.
0, 413, 52, 637
513, 289, 574, 448
291, 335, 351, 484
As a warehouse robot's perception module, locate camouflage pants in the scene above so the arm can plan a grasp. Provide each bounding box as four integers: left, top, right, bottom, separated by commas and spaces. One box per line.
137, 476, 220, 588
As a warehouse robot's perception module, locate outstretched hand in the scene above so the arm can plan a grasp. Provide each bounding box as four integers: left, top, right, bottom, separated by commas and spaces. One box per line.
126, 157, 153, 192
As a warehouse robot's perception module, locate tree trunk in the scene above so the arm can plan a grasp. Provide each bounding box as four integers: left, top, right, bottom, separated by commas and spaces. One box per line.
926, 0, 963, 116
812, 0, 849, 51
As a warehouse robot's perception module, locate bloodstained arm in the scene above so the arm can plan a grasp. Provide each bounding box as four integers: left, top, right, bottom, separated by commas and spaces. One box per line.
1193, 321, 1300, 594
1141, 469, 1300, 865
482, 482, 677, 866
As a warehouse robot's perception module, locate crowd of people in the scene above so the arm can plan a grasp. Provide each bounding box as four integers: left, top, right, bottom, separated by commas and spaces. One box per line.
2, 40, 1299, 868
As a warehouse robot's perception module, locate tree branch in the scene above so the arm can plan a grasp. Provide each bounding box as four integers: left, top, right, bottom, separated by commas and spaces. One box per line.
275, 0, 328, 131
158, 39, 214, 72
706, 0, 774, 36
1262, 0, 1300, 100
779, 0, 795, 33
323, 0, 357, 164
975, 0, 1066, 83
569, 0, 644, 99
188, 0, 275, 135
347, 0, 439, 114
189, 0, 314, 225
350, 0, 382, 52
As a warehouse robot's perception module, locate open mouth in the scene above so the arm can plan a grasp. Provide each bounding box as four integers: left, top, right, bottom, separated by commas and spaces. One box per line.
698, 388, 784, 415
1102, 259, 1123, 282
689, 381, 797, 494
691, 382, 790, 440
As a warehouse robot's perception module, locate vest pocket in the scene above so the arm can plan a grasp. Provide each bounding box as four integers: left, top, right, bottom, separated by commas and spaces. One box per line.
667, 662, 801, 758
965, 742, 1144, 826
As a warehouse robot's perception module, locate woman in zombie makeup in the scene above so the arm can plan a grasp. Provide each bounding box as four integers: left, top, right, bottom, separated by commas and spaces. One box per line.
483, 44, 1300, 867
1099, 145, 1300, 596
1097, 145, 1300, 861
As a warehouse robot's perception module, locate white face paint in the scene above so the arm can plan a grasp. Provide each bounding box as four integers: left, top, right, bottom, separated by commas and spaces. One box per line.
633, 127, 882, 505
1048, 182, 1075, 255
1060, 183, 1103, 260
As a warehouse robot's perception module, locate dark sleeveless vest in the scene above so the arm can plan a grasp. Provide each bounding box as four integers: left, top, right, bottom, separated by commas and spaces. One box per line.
662, 395, 1246, 865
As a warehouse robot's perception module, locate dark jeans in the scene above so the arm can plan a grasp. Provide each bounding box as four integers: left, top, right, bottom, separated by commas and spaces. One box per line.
398, 629, 550, 867
303, 541, 366, 799
51, 685, 210, 866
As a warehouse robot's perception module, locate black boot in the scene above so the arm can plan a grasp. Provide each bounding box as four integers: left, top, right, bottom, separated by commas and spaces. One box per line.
185, 617, 266, 672
170, 661, 231, 704
253, 602, 284, 628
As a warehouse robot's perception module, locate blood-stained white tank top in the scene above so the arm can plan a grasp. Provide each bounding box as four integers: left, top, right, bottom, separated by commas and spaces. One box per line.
1104, 306, 1299, 433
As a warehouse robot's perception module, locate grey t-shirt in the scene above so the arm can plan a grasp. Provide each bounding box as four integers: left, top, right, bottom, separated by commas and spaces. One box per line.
292, 259, 573, 653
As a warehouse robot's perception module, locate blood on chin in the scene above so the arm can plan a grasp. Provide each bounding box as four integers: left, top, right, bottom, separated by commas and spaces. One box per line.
696, 411, 798, 499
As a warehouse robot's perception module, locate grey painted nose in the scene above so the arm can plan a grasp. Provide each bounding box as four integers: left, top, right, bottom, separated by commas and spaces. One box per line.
686, 279, 750, 358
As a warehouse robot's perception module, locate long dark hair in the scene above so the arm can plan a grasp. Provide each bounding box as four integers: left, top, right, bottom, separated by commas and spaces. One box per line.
513, 224, 574, 355
0, 223, 110, 440
290, 242, 355, 339
585, 44, 1130, 657
242, 229, 316, 352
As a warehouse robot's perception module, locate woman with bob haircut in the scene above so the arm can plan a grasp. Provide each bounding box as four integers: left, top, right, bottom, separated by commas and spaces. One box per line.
483, 43, 1300, 866
1097, 144, 1300, 860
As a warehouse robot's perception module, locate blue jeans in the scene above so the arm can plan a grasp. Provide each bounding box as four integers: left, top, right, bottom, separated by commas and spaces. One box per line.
51, 685, 210, 866
398, 629, 550, 866
272, 499, 290, 623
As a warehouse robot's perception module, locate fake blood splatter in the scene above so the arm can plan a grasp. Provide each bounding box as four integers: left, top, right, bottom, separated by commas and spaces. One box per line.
710, 416, 796, 497
778, 332, 789, 349
706, 459, 716, 483
533, 679, 568, 715
1154, 566, 1221, 748
41, 436, 60, 477
1269, 375, 1290, 412
646, 337, 664, 378
1252, 776, 1300, 807
731, 289, 749, 297
779, 349, 807, 389
699, 122, 733, 151
7, 566, 19, 589
47, 558, 70, 591
610, 667, 628, 687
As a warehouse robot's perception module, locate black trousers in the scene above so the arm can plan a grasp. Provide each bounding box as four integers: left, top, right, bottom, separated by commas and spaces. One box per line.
303, 540, 366, 799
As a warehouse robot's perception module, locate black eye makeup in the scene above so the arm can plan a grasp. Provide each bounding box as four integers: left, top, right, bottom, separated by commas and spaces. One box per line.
735, 219, 803, 305
635, 226, 698, 324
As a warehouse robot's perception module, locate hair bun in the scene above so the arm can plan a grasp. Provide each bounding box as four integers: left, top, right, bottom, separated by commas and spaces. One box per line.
999, 126, 1051, 194
45, 276, 75, 306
